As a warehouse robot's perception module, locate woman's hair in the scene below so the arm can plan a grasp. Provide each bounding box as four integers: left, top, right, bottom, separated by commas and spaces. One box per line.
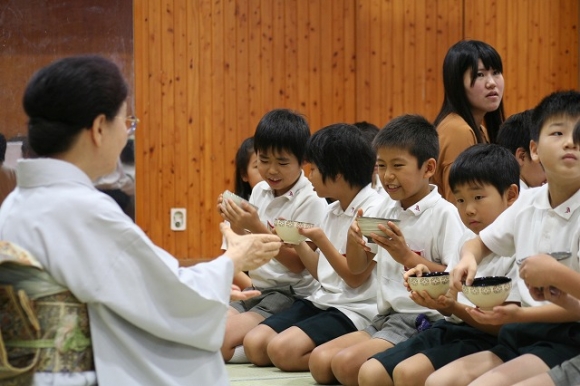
23, 55, 128, 156
434, 40, 505, 144
234, 137, 256, 199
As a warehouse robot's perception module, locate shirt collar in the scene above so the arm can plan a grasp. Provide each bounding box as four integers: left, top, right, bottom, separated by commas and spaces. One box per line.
261, 171, 308, 201
395, 184, 440, 216
533, 184, 580, 220
331, 184, 377, 216
16, 158, 95, 189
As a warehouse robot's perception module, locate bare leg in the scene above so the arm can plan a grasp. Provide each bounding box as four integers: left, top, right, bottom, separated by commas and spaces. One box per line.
243, 324, 278, 366
267, 326, 317, 371
332, 337, 393, 386
358, 358, 392, 386
512, 372, 555, 386
308, 331, 371, 384
221, 309, 265, 361
425, 351, 503, 386
469, 354, 550, 386
392, 353, 436, 386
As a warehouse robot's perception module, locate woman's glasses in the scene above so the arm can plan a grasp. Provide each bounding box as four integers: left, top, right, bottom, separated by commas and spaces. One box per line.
126, 116, 139, 136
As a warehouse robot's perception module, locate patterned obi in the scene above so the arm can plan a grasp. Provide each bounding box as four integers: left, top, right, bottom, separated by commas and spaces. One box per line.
0, 241, 94, 385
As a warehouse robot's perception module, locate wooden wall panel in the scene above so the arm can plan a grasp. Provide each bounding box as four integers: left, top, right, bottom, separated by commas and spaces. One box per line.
355, 0, 463, 126
464, 0, 579, 115
133, 0, 579, 261
0, 0, 133, 140
134, 0, 359, 260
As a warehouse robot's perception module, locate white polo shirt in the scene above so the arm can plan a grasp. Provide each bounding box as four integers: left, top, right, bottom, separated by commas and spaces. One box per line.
373, 185, 465, 316
248, 172, 328, 296
307, 185, 389, 330
480, 184, 580, 307
445, 230, 521, 323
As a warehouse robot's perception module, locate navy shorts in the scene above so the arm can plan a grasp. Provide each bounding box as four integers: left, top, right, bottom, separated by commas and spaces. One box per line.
372, 319, 497, 377
261, 299, 357, 346
490, 322, 580, 368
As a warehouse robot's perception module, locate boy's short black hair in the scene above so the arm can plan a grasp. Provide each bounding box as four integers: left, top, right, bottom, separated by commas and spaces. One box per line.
496, 109, 533, 155
373, 114, 439, 168
305, 123, 375, 189
574, 120, 580, 146
531, 90, 580, 142
352, 121, 379, 146
449, 144, 519, 196
254, 109, 310, 163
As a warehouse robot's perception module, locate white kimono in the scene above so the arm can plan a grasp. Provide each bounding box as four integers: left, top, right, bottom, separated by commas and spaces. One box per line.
0, 159, 233, 386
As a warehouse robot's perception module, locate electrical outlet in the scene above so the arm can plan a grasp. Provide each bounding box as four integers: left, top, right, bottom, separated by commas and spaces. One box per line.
170, 208, 186, 231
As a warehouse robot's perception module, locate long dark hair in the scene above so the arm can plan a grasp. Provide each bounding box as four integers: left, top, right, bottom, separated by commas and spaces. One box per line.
434, 40, 505, 144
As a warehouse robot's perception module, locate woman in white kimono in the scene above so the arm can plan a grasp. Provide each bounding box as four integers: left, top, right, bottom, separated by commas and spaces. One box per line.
0, 55, 281, 385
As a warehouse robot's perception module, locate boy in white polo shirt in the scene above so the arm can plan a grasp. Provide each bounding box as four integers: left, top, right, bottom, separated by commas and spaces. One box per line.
443, 90, 580, 385
357, 144, 521, 386
307, 114, 465, 385
496, 109, 546, 190
219, 108, 328, 362
243, 123, 386, 371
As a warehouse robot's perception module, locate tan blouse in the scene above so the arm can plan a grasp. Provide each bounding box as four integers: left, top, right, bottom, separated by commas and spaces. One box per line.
432, 113, 489, 202
0, 164, 16, 206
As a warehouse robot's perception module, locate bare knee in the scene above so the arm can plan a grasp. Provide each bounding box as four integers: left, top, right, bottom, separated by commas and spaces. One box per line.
309, 346, 338, 385
358, 358, 392, 386
267, 334, 297, 371
243, 325, 274, 366
332, 348, 366, 386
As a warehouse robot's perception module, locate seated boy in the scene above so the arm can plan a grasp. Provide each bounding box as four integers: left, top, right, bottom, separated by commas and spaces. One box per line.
441, 90, 580, 385
357, 143, 521, 386
506, 117, 580, 386
218, 108, 328, 362
308, 114, 465, 385
496, 109, 546, 190
242, 123, 386, 371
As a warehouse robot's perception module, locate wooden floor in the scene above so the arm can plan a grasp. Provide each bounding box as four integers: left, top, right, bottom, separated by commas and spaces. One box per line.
227, 363, 336, 386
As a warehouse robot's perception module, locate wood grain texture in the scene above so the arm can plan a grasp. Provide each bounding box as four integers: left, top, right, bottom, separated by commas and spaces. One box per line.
129, 0, 578, 261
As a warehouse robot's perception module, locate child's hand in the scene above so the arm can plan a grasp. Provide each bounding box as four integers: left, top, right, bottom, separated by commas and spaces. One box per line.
403, 264, 430, 292
519, 254, 560, 289
465, 303, 521, 325
348, 209, 372, 252
230, 284, 261, 301
220, 199, 260, 231
450, 255, 478, 291
409, 289, 451, 311
297, 226, 325, 245
372, 221, 408, 263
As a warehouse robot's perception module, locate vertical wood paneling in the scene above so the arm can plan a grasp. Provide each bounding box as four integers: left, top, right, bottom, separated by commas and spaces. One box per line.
133, 0, 579, 261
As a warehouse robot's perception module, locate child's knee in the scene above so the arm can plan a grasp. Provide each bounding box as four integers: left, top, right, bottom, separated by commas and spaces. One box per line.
358, 358, 391, 386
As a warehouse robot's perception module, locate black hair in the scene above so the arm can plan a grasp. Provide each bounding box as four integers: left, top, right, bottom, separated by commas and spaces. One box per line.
449, 144, 519, 195
352, 121, 379, 146
234, 137, 256, 200
305, 123, 375, 189
253, 109, 310, 163
496, 109, 533, 155
373, 114, 439, 167
530, 90, 580, 142
0, 133, 6, 162
434, 40, 505, 144
574, 120, 580, 146
23, 55, 128, 157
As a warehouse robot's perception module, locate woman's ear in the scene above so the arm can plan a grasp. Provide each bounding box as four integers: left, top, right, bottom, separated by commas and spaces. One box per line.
90, 114, 107, 147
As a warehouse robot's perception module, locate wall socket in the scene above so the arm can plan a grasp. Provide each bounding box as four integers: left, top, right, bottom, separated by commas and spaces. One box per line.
170, 208, 187, 231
